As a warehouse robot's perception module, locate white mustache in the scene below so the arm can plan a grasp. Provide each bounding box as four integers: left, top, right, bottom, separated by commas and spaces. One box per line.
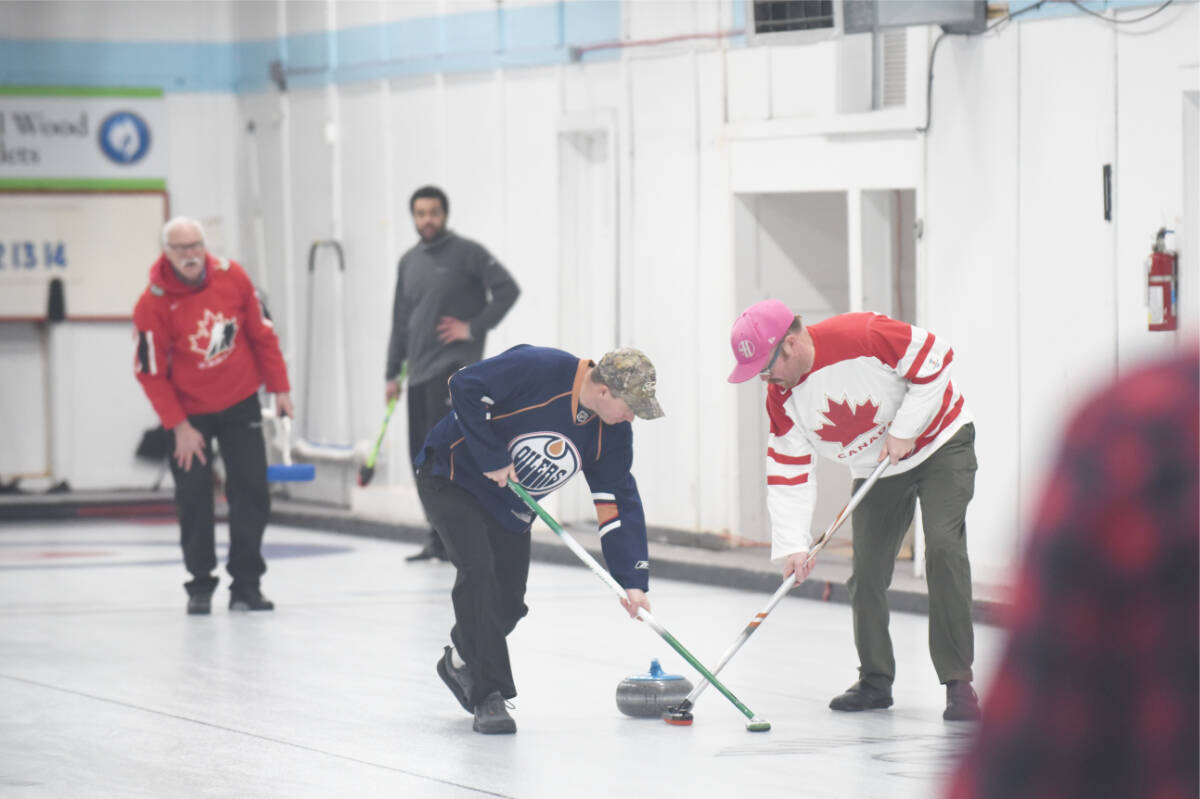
183, 258, 202, 268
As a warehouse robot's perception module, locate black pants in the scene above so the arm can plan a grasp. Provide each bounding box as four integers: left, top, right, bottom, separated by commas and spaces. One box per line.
408, 365, 461, 547
406, 366, 461, 469
416, 466, 530, 705
169, 393, 269, 597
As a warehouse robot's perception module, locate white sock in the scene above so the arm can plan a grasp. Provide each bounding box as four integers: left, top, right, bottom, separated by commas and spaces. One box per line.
450, 647, 466, 669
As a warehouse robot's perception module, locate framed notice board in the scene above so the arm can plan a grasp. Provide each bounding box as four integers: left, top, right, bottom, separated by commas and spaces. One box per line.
0, 190, 168, 320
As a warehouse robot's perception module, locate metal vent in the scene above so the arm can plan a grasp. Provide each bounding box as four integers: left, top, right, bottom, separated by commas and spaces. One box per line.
752, 1, 836, 34
876, 30, 906, 108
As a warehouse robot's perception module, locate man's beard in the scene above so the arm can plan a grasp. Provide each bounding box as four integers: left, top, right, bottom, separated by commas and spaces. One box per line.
418, 224, 445, 243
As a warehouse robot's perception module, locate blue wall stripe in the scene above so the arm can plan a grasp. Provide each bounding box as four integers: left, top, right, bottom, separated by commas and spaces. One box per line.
0, 1, 1141, 94
232, 39, 282, 94
562, 0, 620, 45
505, 3, 565, 51
0, 39, 237, 92
0, 1, 622, 95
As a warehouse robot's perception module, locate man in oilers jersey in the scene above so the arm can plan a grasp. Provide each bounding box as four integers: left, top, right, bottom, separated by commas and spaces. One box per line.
728, 299, 981, 722
416, 345, 663, 734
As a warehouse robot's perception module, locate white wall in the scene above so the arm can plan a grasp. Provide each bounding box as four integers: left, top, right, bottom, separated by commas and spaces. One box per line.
0, 0, 235, 41
5, 0, 1197, 590
0, 2, 241, 490
1114, 4, 1200, 365
920, 27, 1022, 584
1184, 91, 1200, 329
0, 324, 49, 480
1016, 17, 1117, 546
923, 3, 1198, 580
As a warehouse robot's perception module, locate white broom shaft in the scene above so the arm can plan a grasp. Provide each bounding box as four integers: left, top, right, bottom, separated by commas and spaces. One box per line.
536, 509, 677, 638
684, 459, 890, 704
554, 521, 629, 600
280, 416, 294, 466
684, 575, 797, 704
510, 481, 767, 722
556, 526, 697, 651
801, 458, 889, 563
525, 497, 673, 636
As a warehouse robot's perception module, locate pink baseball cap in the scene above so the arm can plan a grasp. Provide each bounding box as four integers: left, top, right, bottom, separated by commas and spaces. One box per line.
727, 299, 795, 383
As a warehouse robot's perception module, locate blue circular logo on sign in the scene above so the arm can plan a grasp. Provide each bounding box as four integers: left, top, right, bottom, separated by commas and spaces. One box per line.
98, 111, 151, 164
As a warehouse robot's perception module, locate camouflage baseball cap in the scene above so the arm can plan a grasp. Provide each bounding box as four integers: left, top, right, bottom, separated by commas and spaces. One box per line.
595, 348, 664, 420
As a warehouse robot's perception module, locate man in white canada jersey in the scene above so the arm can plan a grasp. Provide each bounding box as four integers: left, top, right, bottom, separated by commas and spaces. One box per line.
728, 299, 981, 722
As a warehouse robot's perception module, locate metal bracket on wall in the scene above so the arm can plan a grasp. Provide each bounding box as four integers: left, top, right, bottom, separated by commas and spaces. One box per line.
1103, 163, 1113, 221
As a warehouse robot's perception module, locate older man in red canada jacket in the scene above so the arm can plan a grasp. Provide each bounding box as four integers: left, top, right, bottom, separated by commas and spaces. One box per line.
133, 216, 293, 615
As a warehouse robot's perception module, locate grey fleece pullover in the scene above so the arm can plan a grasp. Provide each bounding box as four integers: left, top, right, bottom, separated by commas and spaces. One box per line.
385, 231, 520, 387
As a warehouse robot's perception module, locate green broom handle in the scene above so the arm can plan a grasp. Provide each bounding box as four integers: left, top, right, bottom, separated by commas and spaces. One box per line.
507, 479, 766, 725
363, 395, 398, 470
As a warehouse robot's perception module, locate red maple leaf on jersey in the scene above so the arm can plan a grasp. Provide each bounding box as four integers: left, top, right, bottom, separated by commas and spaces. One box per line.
815, 397, 880, 447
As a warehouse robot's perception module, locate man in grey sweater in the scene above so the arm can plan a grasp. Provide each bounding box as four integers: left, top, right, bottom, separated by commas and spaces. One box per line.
386, 185, 521, 561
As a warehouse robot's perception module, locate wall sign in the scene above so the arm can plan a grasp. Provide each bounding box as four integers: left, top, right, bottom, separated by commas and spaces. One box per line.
0, 191, 167, 320
0, 87, 166, 189
0, 89, 168, 320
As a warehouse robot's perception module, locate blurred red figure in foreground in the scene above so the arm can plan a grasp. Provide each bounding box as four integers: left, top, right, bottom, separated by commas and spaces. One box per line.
946, 348, 1198, 799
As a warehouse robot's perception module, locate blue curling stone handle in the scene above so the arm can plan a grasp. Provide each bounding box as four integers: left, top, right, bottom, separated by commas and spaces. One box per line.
625, 658, 686, 682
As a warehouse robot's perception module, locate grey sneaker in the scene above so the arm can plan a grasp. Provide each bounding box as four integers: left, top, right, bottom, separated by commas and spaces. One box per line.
943, 680, 981, 721
229, 589, 274, 611
472, 691, 516, 735
829, 680, 894, 712
436, 646, 473, 713
186, 593, 212, 615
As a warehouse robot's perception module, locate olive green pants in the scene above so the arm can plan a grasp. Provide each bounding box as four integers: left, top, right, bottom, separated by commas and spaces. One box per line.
847, 423, 977, 690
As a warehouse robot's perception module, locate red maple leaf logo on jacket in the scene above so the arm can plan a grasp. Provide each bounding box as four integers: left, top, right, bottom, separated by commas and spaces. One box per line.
815, 396, 880, 447
187, 309, 239, 368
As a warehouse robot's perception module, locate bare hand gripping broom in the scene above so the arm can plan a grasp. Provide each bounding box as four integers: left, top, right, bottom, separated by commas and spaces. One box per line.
508, 479, 773, 732
663, 459, 889, 726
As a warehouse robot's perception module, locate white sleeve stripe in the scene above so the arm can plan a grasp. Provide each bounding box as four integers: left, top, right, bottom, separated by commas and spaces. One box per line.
766, 462, 811, 478
480, 396, 495, 405
592, 492, 616, 501
598, 520, 621, 537
898, 330, 952, 382
895, 329, 928, 376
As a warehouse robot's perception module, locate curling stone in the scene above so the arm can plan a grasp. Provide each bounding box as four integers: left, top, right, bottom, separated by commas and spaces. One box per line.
616, 659, 693, 718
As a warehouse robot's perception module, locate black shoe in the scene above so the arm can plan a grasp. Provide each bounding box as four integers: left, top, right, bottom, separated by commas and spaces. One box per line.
229, 589, 275, 611
472, 691, 516, 735
406, 538, 449, 562
829, 680, 894, 712
436, 645, 474, 714
187, 593, 212, 615
943, 680, 981, 721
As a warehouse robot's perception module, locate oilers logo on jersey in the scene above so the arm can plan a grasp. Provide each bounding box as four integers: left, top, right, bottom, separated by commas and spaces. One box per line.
511, 432, 581, 495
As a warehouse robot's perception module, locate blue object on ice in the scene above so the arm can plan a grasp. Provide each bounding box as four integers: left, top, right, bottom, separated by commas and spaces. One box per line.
625, 658, 686, 682
267, 463, 316, 482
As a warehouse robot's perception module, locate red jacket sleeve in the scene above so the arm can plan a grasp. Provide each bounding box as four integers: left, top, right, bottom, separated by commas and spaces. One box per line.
132, 290, 188, 430
231, 263, 290, 394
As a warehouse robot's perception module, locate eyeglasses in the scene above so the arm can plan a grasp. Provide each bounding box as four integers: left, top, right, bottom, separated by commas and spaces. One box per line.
167, 241, 204, 253
759, 339, 785, 377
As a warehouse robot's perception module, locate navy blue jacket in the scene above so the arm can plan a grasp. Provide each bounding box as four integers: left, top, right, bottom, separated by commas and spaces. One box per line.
416, 345, 650, 590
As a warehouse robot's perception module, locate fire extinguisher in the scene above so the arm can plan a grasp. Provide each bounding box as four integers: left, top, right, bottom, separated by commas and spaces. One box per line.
1146, 227, 1178, 332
